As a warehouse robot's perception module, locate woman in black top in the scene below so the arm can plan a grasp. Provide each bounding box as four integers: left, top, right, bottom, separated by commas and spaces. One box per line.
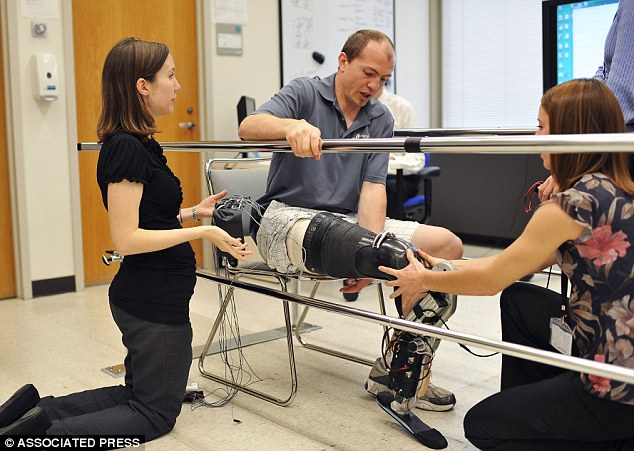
0, 38, 250, 442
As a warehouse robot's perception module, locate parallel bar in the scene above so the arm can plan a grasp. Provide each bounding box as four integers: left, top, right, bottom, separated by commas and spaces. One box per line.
77, 133, 634, 154
196, 271, 634, 385
394, 128, 536, 136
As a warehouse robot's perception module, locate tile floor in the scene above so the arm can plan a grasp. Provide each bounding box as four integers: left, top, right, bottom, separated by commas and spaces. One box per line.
0, 244, 564, 450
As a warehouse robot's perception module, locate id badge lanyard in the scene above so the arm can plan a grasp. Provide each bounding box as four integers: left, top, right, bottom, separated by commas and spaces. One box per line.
550, 275, 574, 355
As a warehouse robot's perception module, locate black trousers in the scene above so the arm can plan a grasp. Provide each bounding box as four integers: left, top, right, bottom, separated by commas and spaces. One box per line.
464, 282, 634, 451
38, 301, 192, 443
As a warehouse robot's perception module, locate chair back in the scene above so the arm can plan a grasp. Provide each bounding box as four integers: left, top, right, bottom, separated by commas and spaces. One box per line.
206, 157, 271, 199
205, 157, 271, 269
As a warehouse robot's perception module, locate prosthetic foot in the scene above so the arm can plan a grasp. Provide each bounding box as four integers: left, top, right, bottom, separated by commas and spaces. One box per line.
302, 212, 420, 279
376, 392, 448, 449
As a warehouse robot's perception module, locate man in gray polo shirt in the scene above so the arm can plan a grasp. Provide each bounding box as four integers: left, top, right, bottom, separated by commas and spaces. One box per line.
239, 29, 462, 412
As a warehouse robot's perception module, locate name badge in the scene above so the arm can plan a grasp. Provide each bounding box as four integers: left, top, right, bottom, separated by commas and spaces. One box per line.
549, 317, 573, 356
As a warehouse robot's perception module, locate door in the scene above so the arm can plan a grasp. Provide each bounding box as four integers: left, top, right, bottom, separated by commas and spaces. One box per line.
73, 0, 201, 285
0, 21, 16, 299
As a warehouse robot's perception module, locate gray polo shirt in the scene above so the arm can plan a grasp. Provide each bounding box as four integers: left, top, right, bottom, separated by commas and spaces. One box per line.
256, 73, 393, 214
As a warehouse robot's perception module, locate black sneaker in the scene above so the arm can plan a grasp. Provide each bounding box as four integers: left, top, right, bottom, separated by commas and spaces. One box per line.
342, 280, 358, 302
366, 357, 456, 412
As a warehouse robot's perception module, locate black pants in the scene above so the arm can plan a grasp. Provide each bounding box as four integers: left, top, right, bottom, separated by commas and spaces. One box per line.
38, 302, 192, 443
464, 282, 634, 451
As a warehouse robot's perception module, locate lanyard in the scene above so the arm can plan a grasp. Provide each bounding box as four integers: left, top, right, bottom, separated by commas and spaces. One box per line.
560, 275, 569, 321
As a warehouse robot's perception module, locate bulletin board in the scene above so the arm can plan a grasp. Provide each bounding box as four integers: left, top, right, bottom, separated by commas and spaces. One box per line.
280, 0, 395, 86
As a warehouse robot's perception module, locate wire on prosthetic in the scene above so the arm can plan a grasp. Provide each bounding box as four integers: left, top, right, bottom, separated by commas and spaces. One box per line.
385, 263, 457, 412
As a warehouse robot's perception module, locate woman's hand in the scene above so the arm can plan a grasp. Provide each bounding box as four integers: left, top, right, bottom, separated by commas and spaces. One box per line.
204, 226, 252, 262
537, 176, 559, 202
379, 249, 430, 314
416, 249, 448, 269
196, 190, 228, 219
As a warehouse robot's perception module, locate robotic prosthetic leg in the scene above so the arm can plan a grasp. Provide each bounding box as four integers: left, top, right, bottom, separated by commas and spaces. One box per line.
374, 264, 457, 449
302, 212, 455, 448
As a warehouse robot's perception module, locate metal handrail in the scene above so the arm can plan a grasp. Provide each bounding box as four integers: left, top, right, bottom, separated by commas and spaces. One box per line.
394, 127, 536, 136
78, 132, 634, 154
196, 270, 634, 385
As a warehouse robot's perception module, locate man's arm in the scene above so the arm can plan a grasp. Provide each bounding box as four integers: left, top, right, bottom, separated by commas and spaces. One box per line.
357, 181, 387, 233
340, 180, 387, 294
239, 114, 322, 159
357, 105, 391, 232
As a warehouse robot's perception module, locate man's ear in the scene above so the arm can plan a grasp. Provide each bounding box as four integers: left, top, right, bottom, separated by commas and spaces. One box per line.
136, 77, 149, 97
337, 52, 348, 71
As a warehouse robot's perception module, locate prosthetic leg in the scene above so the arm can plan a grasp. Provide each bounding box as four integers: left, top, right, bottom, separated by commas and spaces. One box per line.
374, 264, 457, 449
302, 212, 418, 278
302, 212, 455, 448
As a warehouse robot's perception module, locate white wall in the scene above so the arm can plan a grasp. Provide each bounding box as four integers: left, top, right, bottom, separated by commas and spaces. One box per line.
202, 0, 281, 140
394, 0, 430, 128
4, 0, 76, 298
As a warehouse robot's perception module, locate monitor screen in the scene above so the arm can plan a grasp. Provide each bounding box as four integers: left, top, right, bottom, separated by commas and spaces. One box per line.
542, 0, 618, 92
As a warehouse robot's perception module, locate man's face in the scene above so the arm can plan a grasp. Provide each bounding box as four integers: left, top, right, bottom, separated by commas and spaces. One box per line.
337, 40, 394, 109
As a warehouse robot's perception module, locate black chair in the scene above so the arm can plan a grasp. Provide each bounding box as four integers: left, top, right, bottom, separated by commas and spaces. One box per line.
237, 96, 256, 157
237, 95, 255, 125
395, 152, 440, 224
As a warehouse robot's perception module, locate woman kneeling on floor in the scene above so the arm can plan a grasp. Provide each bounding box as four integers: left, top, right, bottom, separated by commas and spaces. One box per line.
381, 78, 634, 450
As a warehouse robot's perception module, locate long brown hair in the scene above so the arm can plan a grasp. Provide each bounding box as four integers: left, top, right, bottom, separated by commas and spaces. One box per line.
541, 78, 634, 194
96, 37, 170, 142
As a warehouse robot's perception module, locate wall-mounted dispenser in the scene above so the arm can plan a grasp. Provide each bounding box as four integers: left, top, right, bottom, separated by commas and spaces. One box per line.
32, 53, 59, 101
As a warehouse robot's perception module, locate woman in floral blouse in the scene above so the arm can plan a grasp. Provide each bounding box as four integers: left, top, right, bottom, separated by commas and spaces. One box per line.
380, 78, 634, 450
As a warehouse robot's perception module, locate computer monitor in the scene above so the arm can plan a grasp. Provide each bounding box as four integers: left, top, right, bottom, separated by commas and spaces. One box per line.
542, 0, 618, 92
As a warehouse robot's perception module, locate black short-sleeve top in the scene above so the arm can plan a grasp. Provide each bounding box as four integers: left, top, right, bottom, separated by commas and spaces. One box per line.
97, 132, 196, 325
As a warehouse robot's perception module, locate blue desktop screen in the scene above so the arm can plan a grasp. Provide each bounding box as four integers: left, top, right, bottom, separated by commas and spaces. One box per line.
556, 0, 619, 84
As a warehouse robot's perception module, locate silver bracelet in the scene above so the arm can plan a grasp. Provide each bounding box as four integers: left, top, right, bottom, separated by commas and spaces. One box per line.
192, 204, 199, 222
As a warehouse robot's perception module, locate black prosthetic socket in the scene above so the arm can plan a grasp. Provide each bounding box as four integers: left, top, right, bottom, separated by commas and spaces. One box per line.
302, 212, 419, 279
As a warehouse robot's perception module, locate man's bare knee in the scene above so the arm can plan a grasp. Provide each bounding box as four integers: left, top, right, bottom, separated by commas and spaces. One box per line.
411, 225, 463, 260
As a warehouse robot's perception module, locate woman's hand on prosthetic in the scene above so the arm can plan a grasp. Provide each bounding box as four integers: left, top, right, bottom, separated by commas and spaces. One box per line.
416, 249, 448, 269
380, 249, 430, 314
196, 189, 228, 219
205, 226, 252, 262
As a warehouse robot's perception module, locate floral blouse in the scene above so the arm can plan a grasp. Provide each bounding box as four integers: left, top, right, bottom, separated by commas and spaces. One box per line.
552, 173, 634, 405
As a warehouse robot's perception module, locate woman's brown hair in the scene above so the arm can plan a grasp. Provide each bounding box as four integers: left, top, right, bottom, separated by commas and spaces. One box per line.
541, 78, 634, 194
96, 37, 170, 142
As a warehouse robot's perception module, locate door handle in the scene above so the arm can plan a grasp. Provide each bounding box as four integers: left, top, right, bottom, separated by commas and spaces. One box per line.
178, 121, 196, 129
